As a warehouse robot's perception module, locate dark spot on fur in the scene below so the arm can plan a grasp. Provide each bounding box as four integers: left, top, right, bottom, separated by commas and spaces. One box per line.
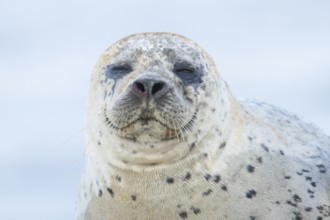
189, 143, 196, 151
213, 174, 221, 183
279, 150, 285, 155
307, 189, 315, 198
166, 177, 175, 184
317, 217, 323, 220
190, 206, 201, 215
307, 189, 313, 193
260, 143, 269, 152
305, 207, 312, 212
286, 200, 297, 207
219, 142, 226, 149
316, 164, 326, 174
221, 184, 228, 191
257, 157, 263, 163
250, 217, 256, 220
246, 190, 257, 199
284, 176, 291, 179
302, 169, 309, 173
317, 205, 323, 211
200, 83, 206, 90
293, 194, 302, 203
293, 211, 303, 220
204, 174, 212, 181
248, 136, 253, 141
296, 172, 303, 176
316, 205, 330, 217
131, 195, 137, 201
98, 189, 102, 197
305, 176, 312, 181
202, 189, 213, 196
107, 187, 114, 198
184, 172, 191, 180
247, 165, 255, 173
311, 182, 316, 187
97, 141, 101, 145
203, 152, 208, 158
115, 175, 121, 182
179, 211, 188, 219
275, 201, 281, 204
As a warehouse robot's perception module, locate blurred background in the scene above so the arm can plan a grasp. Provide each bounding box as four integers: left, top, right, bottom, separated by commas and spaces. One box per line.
0, 0, 329, 219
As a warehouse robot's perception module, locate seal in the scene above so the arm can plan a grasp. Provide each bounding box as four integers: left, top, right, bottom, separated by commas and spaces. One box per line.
76, 32, 330, 220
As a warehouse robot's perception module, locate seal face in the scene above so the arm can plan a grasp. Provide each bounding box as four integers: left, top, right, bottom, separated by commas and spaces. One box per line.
102, 34, 206, 144
77, 33, 330, 220
85, 33, 224, 166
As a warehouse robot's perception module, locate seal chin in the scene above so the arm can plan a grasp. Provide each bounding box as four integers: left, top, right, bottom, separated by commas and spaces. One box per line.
104, 113, 179, 140
104, 109, 197, 141
134, 117, 172, 129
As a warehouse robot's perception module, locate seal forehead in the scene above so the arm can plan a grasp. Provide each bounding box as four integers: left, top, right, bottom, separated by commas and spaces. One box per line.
111, 33, 205, 63
115, 32, 197, 49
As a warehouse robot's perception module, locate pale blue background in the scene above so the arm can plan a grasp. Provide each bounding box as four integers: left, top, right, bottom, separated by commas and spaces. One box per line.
0, 0, 329, 219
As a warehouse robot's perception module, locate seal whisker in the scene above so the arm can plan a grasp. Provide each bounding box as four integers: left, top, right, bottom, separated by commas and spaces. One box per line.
171, 114, 184, 143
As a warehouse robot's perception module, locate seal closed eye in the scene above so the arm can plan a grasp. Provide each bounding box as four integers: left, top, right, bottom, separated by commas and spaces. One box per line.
106, 63, 133, 79
173, 61, 202, 86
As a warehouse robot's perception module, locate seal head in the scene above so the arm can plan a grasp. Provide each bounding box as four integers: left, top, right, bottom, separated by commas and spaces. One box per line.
87, 33, 230, 166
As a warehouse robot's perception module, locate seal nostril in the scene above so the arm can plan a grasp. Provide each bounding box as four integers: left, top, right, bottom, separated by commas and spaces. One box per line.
132, 79, 167, 98
151, 82, 165, 96
135, 82, 146, 93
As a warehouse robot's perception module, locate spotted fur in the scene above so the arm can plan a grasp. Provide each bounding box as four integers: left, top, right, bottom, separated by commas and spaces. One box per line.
76, 33, 330, 220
